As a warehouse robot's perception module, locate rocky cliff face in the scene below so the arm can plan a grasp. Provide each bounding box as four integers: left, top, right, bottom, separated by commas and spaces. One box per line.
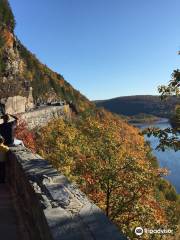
0, 28, 34, 114
0, 29, 26, 98
0, 0, 93, 114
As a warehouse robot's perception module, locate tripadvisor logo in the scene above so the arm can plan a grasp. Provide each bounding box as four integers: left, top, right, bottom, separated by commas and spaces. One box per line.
134, 226, 173, 236
135, 227, 144, 236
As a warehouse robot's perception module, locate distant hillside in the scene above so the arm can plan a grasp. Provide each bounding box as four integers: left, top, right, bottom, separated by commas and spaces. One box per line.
0, 0, 94, 113
95, 95, 179, 118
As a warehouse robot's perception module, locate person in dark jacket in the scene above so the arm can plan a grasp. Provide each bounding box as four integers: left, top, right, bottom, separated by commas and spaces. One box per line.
0, 114, 18, 146
0, 135, 9, 183
68, 101, 78, 115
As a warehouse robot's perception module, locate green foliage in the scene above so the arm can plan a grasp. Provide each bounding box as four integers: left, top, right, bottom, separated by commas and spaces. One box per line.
157, 179, 178, 202
143, 127, 180, 151
0, 0, 15, 31
158, 70, 180, 99
0, 52, 5, 73
0, 34, 5, 48
170, 105, 180, 131
145, 70, 180, 151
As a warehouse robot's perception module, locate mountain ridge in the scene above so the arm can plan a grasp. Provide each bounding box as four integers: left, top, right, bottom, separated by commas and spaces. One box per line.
94, 95, 178, 117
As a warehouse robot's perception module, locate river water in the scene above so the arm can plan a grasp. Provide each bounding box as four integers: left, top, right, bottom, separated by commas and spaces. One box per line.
134, 119, 180, 194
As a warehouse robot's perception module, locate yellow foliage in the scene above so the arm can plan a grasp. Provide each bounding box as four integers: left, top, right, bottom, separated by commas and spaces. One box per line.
36, 110, 178, 239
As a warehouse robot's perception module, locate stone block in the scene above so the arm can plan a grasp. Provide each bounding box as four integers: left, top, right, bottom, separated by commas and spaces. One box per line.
7, 146, 127, 240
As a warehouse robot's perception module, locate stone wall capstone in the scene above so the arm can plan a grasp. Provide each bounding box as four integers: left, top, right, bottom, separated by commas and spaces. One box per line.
7, 146, 127, 240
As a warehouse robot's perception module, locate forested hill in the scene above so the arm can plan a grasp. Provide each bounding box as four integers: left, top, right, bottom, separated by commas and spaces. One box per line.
95, 95, 178, 118
0, 0, 93, 112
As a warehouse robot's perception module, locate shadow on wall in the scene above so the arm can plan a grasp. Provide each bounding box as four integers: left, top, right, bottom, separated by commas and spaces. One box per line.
6, 146, 127, 240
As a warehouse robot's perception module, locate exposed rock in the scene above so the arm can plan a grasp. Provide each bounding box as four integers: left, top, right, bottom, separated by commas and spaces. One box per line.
26, 87, 34, 111
0, 30, 28, 107
3, 95, 26, 114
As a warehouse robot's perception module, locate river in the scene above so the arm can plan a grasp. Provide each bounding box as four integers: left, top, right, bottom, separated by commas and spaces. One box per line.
134, 119, 180, 194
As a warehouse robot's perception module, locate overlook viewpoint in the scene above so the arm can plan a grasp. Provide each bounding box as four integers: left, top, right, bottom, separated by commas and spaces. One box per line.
0, 146, 126, 240
0, 1, 179, 240
0, 0, 126, 239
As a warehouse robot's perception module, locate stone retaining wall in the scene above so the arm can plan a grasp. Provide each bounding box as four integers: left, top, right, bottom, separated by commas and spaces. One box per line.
20, 105, 71, 129
7, 146, 126, 240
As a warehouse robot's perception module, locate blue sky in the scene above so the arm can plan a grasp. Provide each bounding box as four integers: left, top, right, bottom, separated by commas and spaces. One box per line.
9, 0, 180, 100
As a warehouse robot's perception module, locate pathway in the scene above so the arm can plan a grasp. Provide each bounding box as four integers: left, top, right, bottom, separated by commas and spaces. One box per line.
0, 184, 22, 240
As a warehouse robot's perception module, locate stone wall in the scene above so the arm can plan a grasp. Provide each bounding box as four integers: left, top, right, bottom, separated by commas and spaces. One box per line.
20, 105, 71, 129
7, 146, 127, 240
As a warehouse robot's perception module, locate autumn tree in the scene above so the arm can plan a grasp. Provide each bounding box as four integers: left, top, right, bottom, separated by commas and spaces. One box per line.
15, 118, 36, 152
36, 110, 179, 239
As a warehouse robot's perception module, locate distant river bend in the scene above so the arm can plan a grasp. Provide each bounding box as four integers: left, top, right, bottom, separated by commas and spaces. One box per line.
134, 119, 180, 194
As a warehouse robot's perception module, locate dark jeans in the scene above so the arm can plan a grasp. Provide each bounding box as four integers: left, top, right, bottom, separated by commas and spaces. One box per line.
0, 162, 6, 183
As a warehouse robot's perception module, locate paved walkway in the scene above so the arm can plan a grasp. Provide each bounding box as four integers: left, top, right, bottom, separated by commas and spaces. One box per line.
0, 184, 22, 240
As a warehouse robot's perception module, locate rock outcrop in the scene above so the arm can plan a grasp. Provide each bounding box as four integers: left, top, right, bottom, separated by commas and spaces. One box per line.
0, 87, 34, 115
0, 26, 35, 114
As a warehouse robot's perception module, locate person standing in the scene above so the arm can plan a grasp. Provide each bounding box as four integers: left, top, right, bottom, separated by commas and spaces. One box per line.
67, 101, 78, 115
0, 136, 9, 183
0, 114, 18, 146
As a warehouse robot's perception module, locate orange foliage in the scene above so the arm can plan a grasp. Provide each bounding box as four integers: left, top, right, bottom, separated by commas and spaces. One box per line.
15, 118, 36, 152
36, 109, 179, 239
2, 29, 14, 48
